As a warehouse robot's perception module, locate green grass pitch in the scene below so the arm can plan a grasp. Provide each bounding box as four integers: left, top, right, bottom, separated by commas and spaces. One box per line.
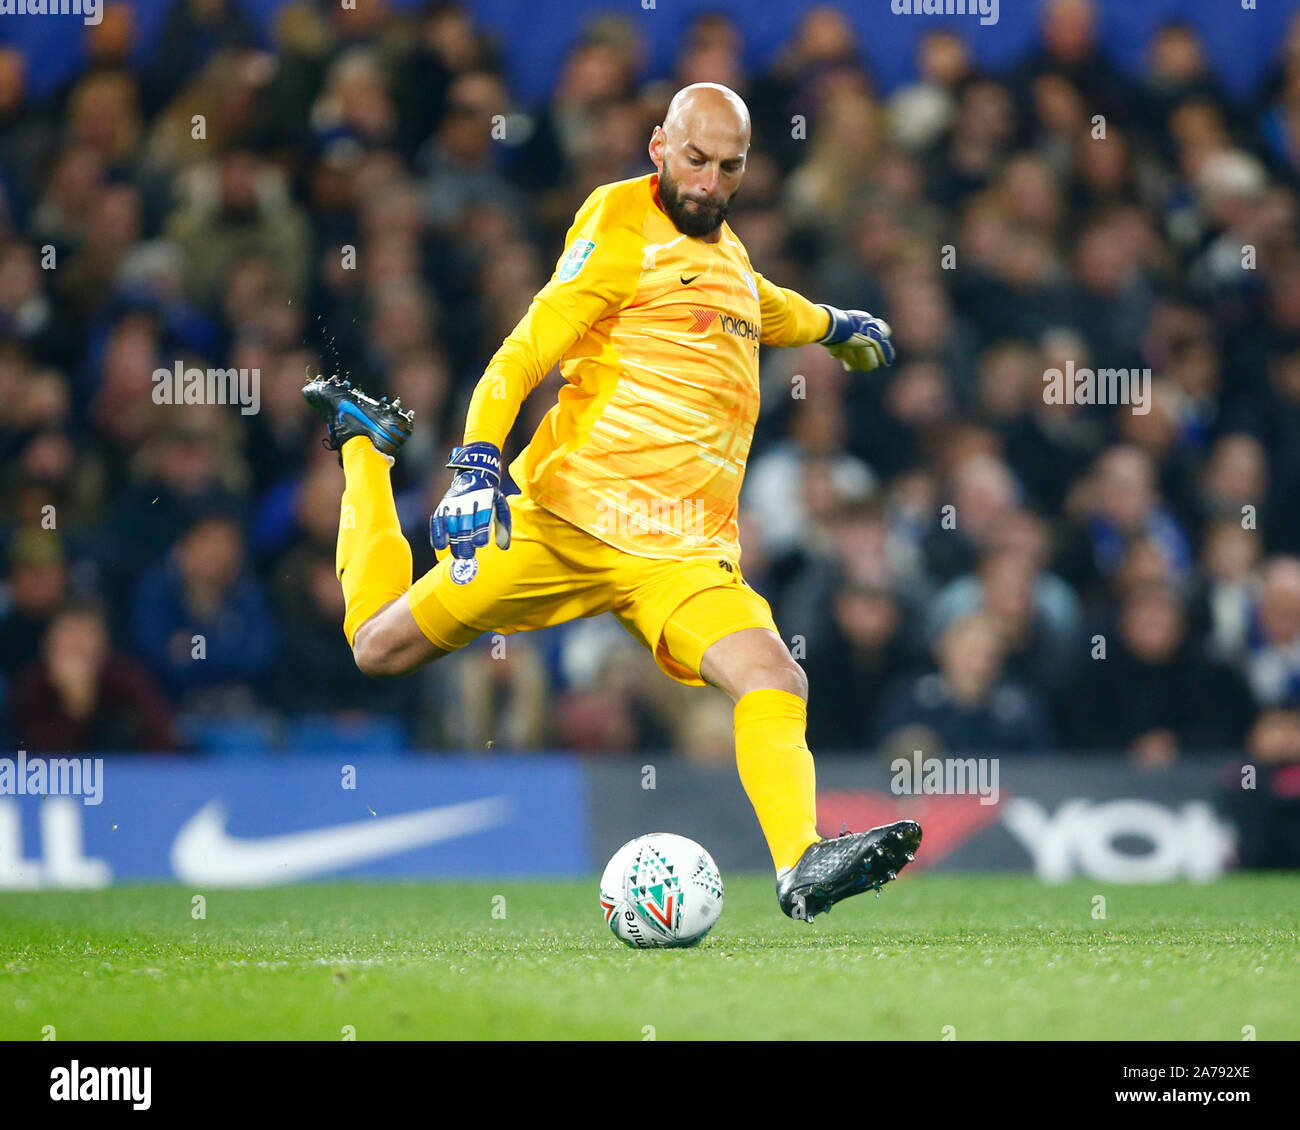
1, 874, 1296, 1040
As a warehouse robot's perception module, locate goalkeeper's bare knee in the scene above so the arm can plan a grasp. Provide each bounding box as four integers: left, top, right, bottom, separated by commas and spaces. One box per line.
352, 602, 447, 677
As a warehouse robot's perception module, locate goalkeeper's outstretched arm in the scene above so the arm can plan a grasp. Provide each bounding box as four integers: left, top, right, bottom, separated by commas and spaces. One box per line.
460, 298, 585, 450
430, 294, 592, 562
432, 195, 642, 561
462, 196, 643, 449
755, 273, 835, 348
755, 273, 894, 372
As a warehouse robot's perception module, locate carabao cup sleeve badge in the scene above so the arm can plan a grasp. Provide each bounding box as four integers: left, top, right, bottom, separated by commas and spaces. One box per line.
557, 238, 596, 282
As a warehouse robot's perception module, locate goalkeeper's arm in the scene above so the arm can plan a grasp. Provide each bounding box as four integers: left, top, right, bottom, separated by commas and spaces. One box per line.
430, 295, 589, 560
815, 305, 894, 372
754, 273, 894, 372
462, 194, 642, 448
461, 298, 584, 450
434, 204, 640, 561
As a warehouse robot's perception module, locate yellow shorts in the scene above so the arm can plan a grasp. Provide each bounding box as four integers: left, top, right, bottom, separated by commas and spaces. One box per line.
406, 493, 778, 686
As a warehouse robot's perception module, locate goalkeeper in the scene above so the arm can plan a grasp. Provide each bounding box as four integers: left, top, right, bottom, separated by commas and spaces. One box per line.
304, 83, 920, 921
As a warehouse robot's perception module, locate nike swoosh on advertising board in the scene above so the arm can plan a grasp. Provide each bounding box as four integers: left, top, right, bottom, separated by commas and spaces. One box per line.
171, 796, 510, 885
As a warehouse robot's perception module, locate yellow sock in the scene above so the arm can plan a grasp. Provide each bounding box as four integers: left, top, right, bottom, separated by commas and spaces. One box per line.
734, 688, 820, 872
337, 437, 413, 646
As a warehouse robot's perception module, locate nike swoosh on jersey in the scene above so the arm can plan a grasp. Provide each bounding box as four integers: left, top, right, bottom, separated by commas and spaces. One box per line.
170, 796, 510, 885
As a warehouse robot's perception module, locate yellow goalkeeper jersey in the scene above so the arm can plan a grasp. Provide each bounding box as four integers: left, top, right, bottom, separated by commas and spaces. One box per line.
462, 172, 831, 565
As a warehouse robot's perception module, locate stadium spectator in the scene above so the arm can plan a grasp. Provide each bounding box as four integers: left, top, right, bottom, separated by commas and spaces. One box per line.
928, 77, 1018, 211
165, 150, 311, 307
750, 5, 864, 175
273, 545, 412, 722
1197, 433, 1267, 540
505, 38, 635, 199
244, 346, 326, 495
1056, 444, 1192, 610
12, 599, 177, 753
1217, 707, 1300, 869
1243, 557, 1300, 709
744, 364, 876, 560
555, 632, 676, 755
0, 241, 64, 367
1187, 519, 1262, 667
1228, 337, 1300, 556
921, 452, 1023, 586
886, 30, 973, 154
0, 532, 68, 680
1012, 0, 1136, 127
777, 493, 922, 657
873, 610, 1055, 754
444, 630, 549, 752
802, 584, 911, 751
0, 47, 55, 202
100, 409, 248, 596
926, 539, 1083, 704
146, 0, 258, 117
132, 512, 275, 712
1138, 21, 1236, 146
1064, 582, 1254, 759
1065, 213, 1153, 368
420, 71, 521, 233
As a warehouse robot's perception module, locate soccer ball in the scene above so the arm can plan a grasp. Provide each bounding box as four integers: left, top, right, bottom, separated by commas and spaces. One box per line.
599, 833, 724, 948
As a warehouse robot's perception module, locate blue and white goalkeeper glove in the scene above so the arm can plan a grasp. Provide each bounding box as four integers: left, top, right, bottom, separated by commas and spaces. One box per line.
430, 443, 513, 572
818, 305, 895, 371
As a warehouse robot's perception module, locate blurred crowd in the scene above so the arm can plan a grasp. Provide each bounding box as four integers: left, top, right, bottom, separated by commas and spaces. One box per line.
2, 0, 1300, 768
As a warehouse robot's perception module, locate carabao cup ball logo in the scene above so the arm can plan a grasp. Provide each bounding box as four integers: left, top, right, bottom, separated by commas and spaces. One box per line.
627, 841, 683, 940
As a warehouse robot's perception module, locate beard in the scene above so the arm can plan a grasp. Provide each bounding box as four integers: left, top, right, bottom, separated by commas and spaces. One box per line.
658, 164, 735, 238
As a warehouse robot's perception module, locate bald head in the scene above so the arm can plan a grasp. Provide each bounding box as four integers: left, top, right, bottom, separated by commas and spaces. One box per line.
663, 82, 751, 143
650, 83, 750, 239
